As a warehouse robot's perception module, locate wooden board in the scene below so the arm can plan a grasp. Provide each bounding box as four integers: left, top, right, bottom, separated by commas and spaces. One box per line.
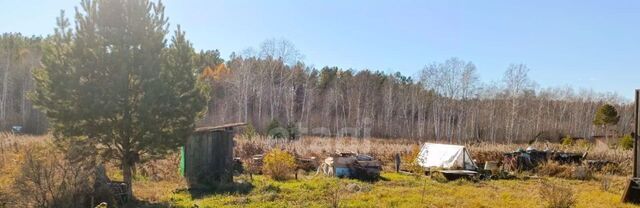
194, 123, 247, 133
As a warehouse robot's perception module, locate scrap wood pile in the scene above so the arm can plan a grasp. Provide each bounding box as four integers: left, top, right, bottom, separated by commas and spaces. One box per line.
500, 148, 588, 172
246, 151, 382, 181
492, 147, 625, 177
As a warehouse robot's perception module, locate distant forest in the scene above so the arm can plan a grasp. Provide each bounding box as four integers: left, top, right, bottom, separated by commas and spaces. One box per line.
0, 33, 633, 142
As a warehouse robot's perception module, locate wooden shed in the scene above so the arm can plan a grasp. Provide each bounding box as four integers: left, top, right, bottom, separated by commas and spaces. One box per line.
182, 123, 245, 188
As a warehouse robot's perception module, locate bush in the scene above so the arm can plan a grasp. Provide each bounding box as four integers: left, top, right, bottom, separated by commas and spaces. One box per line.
600, 175, 612, 192
321, 179, 344, 208
286, 123, 300, 141
572, 166, 592, 180
601, 163, 624, 175
430, 170, 448, 183
242, 124, 258, 139
403, 145, 423, 174
266, 119, 286, 139
561, 135, 573, 146
539, 180, 576, 208
619, 134, 633, 150
12, 142, 96, 208
236, 141, 265, 159
262, 149, 296, 181
138, 153, 181, 181
575, 139, 591, 149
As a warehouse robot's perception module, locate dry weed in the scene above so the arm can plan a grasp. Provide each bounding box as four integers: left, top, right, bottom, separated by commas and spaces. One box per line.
538, 180, 576, 208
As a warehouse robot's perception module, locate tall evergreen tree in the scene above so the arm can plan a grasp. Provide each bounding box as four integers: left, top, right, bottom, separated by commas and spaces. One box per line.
593, 103, 620, 139
31, 0, 209, 197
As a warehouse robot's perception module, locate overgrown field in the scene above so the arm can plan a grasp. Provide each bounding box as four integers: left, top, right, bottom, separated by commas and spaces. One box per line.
234, 136, 633, 174
140, 173, 634, 208
1, 134, 638, 207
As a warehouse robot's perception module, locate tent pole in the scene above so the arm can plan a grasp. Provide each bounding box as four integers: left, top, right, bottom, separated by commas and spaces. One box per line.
463, 147, 466, 170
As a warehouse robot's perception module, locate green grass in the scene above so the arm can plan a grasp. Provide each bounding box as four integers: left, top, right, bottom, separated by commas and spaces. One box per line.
140, 172, 638, 208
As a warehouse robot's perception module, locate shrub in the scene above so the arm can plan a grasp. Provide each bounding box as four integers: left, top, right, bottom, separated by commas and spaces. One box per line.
138, 153, 181, 181
286, 123, 300, 141
322, 179, 344, 208
575, 139, 591, 149
262, 149, 296, 181
403, 144, 423, 174
572, 166, 592, 180
538, 180, 576, 208
600, 175, 612, 192
242, 124, 258, 139
430, 170, 448, 183
619, 134, 633, 150
266, 119, 286, 139
12, 142, 96, 208
601, 163, 624, 175
236, 141, 265, 159
561, 135, 573, 146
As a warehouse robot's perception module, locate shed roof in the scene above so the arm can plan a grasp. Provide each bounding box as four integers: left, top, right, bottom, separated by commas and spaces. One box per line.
194, 122, 247, 133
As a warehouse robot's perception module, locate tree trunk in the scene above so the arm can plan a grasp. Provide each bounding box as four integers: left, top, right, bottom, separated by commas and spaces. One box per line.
1, 56, 10, 129
122, 153, 135, 200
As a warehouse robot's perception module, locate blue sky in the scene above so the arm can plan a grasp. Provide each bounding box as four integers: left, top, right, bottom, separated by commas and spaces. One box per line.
1, 0, 638, 99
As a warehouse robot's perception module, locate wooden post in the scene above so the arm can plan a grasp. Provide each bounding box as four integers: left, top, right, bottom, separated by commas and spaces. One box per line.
623, 90, 640, 203
463, 147, 466, 170
635, 89, 640, 177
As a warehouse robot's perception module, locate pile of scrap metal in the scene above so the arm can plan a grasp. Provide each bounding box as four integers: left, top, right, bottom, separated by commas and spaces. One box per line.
317, 152, 382, 181
502, 147, 586, 172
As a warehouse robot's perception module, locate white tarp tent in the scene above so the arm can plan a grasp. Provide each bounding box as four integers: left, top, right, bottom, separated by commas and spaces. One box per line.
416, 143, 477, 170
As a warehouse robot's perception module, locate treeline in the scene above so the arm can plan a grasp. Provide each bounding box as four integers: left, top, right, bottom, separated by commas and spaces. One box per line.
201, 39, 633, 143
0, 34, 47, 133
1, 34, 633, 142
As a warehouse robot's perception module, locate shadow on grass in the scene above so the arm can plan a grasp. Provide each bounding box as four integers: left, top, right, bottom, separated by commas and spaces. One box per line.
118, 182, 253, 208
184, 182, 254, 199
349, 171, 385, 182
126, 200, 171, 208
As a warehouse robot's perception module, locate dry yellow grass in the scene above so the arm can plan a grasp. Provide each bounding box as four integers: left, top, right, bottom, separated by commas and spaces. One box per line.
1, 134, 637, 207
235, 136, 633, 175
0, 134, 50, 205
